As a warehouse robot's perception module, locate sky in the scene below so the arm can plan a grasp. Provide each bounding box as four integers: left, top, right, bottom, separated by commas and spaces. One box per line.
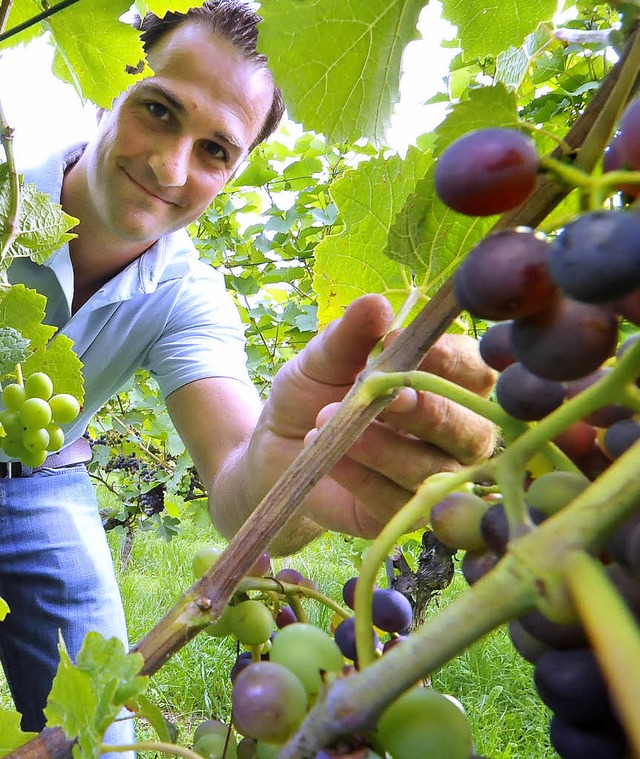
0, 3, 456, 168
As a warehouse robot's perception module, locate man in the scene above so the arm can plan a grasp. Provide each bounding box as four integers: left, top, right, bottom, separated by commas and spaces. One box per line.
0, 0, 495, 752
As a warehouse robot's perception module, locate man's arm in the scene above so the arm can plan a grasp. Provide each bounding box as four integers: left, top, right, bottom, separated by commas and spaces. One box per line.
166, 294, 496, 556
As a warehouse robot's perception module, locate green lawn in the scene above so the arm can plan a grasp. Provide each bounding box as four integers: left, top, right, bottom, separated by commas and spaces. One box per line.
0, 495, 557, 757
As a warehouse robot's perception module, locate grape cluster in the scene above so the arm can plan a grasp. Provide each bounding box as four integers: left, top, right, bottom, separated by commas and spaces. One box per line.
0, 372, 80, 467
434, 108, 640, 759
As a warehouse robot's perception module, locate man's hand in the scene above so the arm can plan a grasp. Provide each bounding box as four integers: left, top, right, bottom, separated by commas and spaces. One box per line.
246, 293, 496, 546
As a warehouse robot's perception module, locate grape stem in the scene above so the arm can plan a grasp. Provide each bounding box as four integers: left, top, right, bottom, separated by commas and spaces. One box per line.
563, 550, 640, 753
239, 577, 350, 621
101, 742, 203, 759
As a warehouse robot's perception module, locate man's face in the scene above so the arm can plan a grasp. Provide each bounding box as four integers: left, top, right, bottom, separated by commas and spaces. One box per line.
78, 22, 274, 246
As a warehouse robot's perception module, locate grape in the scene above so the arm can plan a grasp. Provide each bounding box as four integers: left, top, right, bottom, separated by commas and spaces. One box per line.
549, 714, 628, 759
552, 422, 597, 462
518, 610, 586, 649
20, 447, 48, 468
193, 731, 237, 759
602, 135, 640, 197
237, 737, 258, 759
255, 743, 282, 759
508, 620, 549, 664
377, 686, 474, 759
461, 550, 498, 585
606, 512, 640, 573
371, 588, 413, 633
495, 363, 565, 421
430, 491, 489, 551
548, 211, 640, 304
194, 719, 235, 743
333, 616, 380, 662
24, 372, 53, 400
275, 568, 304, 585
229, 600, 274, 647
614, 96, 640, 169
0, 409, 25, 437
48, 393, 81, 424
565, 369, 633, 427
192, 546, 223, 579
46, 424, 65, 452
342, 577, 378, 611
382, 634, 408, 654
615, 289, 640, 325
511, 296, 618, 381
204, 605, 234, 638
480, 503, 546, 556
434, 128, 538, 216
232, 661, 307, 744
22, 427, 50, 453
453, 229, 556, 320
230, 652, 254, 684
269, 623, 344, 701
247, 552, 271, 578
19, 397, 52, 430
479, 321, 516, 371
275, 605, 297, 629
525, 471, 590, 517
602, 419, 640, 459
534, 648, 614, 727
1, 437, 29, 460
2, 382, 26, 411
573, 445, 611, 481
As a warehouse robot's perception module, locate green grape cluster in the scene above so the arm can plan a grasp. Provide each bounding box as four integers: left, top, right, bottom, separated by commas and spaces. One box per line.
0, 372, 81, 467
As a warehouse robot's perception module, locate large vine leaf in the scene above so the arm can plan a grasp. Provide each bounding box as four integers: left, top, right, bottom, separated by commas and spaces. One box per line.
313, 147, 431, 326
48, 0, 150, 108
0, 285, 55, 353
258, 0, 425, 145
2, 0, 43, 48
0, 167, 78, 277
433, 84, 520, 156
44, 633, 147, 759
22, 334, 85, 403
0, 711, 38, 755
0, 328, 31, 379
441, 0, 557, 61
385, 167, 496, 297
495, 24, 555, 92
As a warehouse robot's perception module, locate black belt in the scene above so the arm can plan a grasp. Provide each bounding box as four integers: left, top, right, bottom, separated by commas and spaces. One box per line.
0, 437, 93, 478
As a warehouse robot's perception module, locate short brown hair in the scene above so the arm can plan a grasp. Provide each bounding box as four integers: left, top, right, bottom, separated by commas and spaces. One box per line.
135, 1, 284, 151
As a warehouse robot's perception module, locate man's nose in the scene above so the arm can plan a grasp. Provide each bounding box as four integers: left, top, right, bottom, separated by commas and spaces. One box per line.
148, 138, 190, 186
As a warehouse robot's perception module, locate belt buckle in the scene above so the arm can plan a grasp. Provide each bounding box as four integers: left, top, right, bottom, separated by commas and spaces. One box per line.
0, 461, 23, 478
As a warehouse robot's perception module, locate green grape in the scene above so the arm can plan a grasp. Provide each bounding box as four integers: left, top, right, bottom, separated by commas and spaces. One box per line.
1, 437, 28, 460
48, 393, 81, 424
193, 730, 237, 759
46, 424, 65, 452
526, 471, 591, 516
23, 427, 50, 452
270, 623, 344, 702
25, 372, 53, 401
229, 600, 274, 646
19, 398, 52, 430
0, 409, 25, 438
2, 383, 26, 411
20, 447, 48, 468
204, 605, 234, 638
377, 687, 473, 759
256, 743, 282, 759
192, 546, 223, 579
194, 719, 230, 744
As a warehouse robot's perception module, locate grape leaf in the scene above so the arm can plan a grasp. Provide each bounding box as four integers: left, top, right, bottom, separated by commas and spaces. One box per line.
0, 285, 56, 354
0, 328, 31, 380
0, 710, 38, 755
22, 334, 85, 404
0, 167, 78, 277
128, 693, 176, 743
144, 0, 201, 13
385, 167, 496, 297
49, 0, 150, 109
2, 0, 43, 48
0, 597, 9, 621
44, 632, 147, 759
495, 24, 554, 92
313, 147, 431, 325
441, 0, 557, 61
433, 84, 519, 156
258, 0, 425, 145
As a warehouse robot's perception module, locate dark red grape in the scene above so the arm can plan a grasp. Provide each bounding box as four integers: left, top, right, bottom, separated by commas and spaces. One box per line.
549, 714, 628, 759
479, 321, 516, 371
602, 419, 640, 459
548, 211, 640, 304
508, 620, 549, 664
231, 652, 255, 683
453, 229, 556, 320
382, 634, 408, 654
552, 422, 597, 462
333, 617, 379, 661
518, 610, 586, 649
371, 588, 413, 633
615, 96, 640, 169
511, 296, 618, 381
565, 369, 632, 427
602, 134, 640, 197
275, 605, 297, 628
495, 362, 565, 421
275, 568, 305, 585
247, 552, 271, 577
342, 576, 378, 610
461, 550, 498, 585
607, 512, 640, 574
615, 290, 640, 325
435, 128, 539, 216
535, 648, 614, 727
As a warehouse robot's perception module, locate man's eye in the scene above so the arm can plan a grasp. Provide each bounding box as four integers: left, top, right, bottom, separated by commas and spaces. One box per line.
146, 102, 170, 121
203, 141, 228, 162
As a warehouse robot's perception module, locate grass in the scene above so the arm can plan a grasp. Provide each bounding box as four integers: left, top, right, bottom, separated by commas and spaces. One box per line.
0, 489, 558, 757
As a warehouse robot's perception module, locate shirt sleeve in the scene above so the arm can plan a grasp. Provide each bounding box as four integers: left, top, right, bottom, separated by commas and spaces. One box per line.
142, 263, 254, 399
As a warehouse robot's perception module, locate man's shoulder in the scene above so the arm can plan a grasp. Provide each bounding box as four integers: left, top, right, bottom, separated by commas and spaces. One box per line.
21, 144, 86, 200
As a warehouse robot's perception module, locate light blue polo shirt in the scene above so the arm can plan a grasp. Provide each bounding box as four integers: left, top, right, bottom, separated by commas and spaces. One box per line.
4, 144, 253, 451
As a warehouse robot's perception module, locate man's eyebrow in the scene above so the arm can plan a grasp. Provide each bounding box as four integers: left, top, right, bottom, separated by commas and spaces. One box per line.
136, 81, 245, 152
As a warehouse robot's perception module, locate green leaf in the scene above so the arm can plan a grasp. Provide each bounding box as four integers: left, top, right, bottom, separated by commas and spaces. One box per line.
441, 0, 557, 60
144, 0, 199, 13
0, 597, 9, 621
433, 84, 520, 156
22, 334, 85, 404
259, 0, 425, 145
495, 24, 554, 91
0, 710, 38, 755
129, 693, 176, 743
385, 167, 496, 298
313, 147, 431, 325
0, 168, 78, 276
2, 0, 43, 48
49, 0, 151, 108
44, 632, 147, 758
0, 327, 31, 380
0, 285, 56, 355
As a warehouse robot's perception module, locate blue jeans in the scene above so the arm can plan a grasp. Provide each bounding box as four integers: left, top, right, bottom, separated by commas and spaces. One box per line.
0, 464, 135, 757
